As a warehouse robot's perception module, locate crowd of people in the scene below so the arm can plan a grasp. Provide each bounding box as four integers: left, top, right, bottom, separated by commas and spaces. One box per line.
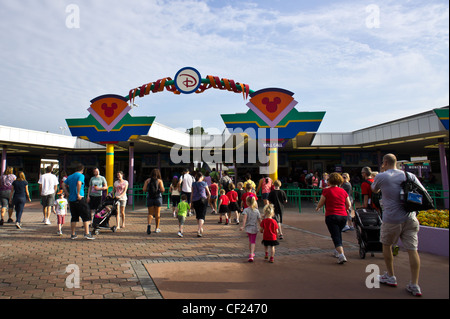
145, 168, 288, 262
0, 153, 425, 295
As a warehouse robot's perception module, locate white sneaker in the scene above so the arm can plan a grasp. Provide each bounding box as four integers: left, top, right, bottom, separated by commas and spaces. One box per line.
177, 231, 183, 237
406, 282, 422, 296
378, 272, 397, 287
337, 254, 347, 264
45, 218, 51, 225
155, 228, 161, 233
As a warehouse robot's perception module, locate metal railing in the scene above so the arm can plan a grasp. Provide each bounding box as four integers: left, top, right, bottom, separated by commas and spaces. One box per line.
26, 182, 448, 213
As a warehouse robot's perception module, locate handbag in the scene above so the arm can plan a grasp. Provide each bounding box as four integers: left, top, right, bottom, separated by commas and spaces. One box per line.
401, 172, 434, 212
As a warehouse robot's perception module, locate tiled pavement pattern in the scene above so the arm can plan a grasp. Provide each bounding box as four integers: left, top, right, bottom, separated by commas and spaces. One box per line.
1, 200, 448, 300
0, 200, 355, 299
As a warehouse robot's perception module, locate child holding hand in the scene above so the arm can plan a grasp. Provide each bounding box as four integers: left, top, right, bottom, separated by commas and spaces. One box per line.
240, 196, 261, 262
260, 204, 279, 263
218, 189, 230, 224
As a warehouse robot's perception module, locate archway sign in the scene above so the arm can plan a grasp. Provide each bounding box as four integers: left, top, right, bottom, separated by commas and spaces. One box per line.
66, 67, 325, 186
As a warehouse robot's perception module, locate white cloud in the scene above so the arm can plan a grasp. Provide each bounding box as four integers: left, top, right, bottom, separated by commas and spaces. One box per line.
0, 0, 448, 134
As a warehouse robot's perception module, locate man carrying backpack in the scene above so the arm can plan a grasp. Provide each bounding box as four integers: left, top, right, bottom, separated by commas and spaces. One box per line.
371, 153, 422, 297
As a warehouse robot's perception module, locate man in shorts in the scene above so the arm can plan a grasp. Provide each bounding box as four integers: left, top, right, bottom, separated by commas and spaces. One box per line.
62, 164, 95, 240
38, 166, 59, 225
179, 168, 195, 216
371, 153, 422, 296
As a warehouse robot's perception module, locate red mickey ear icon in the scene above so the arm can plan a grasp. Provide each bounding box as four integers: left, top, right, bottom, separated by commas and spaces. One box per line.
262, 96, 281, 113
101, 103, 116, 118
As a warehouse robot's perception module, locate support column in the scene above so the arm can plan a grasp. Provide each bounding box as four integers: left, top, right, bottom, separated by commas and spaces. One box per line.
268, 147, 278, 181
128, 142, 134, 205
438, 138, 449, 209
106, 144, 114, 192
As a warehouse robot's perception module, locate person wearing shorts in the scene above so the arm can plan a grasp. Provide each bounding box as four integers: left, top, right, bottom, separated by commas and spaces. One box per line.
191, 172, 210, 237
38, 166, 59, 225
114, 171, 128, 230
371, 153, 422, 296
177, 194, 190, 237
143, 169, 165, 234
62, 164, 95, 240
54, 190, 68, 235
256, 175, 273, 206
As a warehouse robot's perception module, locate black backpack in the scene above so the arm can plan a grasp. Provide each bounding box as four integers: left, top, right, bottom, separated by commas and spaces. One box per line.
147, 178, 161, 199
401, 172, 434, 212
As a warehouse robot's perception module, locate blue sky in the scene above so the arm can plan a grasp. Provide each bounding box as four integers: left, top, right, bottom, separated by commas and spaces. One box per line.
0, 0, 448, 135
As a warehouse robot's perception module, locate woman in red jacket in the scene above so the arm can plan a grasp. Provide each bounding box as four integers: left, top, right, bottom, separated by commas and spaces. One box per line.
316, 172, 352, 264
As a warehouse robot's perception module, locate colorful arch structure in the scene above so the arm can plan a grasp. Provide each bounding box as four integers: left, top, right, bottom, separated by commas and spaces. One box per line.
66, 67, 325, 186
221, 87, 325, 180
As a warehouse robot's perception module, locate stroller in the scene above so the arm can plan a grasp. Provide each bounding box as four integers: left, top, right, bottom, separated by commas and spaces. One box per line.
92, 193, 118, 235
353, 208, 382, 259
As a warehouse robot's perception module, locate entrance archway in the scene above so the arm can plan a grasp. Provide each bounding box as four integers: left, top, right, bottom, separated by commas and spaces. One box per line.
66, 67, 325, 190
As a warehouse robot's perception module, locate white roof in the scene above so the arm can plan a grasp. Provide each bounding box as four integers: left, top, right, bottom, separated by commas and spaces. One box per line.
0, 125, 104, 150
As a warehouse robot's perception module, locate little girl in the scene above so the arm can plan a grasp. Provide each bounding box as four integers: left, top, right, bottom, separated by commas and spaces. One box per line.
260, 204, 279, 263
209, 179, 219, 214
240, 196, 261, 262
169, 176, 181, 218
227, 183, 239, 224
54, 190, 68, 235
218, 189, 230, 224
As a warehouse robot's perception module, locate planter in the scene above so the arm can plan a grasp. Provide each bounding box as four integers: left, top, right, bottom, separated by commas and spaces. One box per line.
399, 225, 449, 256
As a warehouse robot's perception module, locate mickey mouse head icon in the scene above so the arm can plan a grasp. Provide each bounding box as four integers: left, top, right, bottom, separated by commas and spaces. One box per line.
101, 102, 118, 118
262, 97, 281, 113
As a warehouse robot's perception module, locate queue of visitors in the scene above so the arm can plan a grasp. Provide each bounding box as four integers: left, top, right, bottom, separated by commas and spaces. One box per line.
0, 154, 426, 296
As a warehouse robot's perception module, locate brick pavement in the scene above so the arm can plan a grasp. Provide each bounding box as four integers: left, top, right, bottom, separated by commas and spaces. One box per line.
0, 199, 448, 300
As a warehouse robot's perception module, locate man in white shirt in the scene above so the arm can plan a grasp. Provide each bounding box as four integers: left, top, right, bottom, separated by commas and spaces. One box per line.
38, 166, 59, 225
179, 168, 195, 215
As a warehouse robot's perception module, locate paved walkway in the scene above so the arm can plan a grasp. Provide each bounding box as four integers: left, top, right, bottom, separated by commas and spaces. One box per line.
0, 199, 448, 301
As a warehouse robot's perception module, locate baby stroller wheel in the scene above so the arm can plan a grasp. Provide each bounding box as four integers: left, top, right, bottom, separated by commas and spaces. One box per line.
111, 226, 117, 232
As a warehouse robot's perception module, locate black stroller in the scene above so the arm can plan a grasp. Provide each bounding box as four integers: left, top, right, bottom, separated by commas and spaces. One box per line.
92, 193, 118, 235
353, 208, 382, 259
